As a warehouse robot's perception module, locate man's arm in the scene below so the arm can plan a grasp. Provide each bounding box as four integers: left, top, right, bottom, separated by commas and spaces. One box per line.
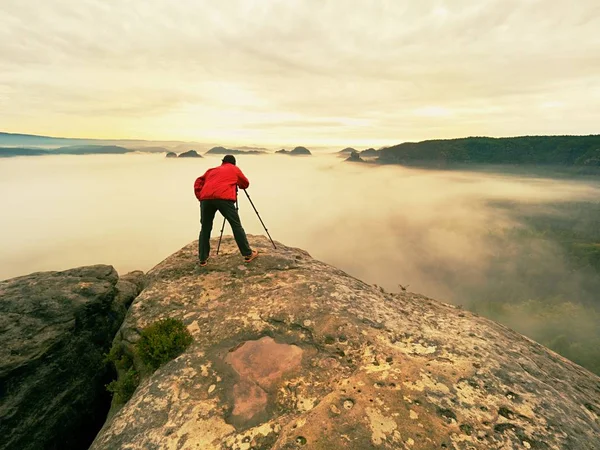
236, 167, 250, 190
194, 171, 208, 200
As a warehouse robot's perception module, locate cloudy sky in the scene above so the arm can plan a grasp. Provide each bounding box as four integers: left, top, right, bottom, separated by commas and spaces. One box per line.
1, 0, 599, 147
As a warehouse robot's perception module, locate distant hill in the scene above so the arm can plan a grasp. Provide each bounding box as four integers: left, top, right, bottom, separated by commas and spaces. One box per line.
178, 150, 202, 158
0, 145, 130, 157
0, 131, 207, 152
205, 146, 234, 155
205, 146, 264, 155
53, 145, 130, 155
338, 147, 356, 154
377, 135, 600, 167
0, 132, 94, 148
345, 150, 364, 163
276, 146, 312, 156
238, 149, 269, 153
360, 148, 378, 157
290, 146, 311, 155
0, 147, 50, 157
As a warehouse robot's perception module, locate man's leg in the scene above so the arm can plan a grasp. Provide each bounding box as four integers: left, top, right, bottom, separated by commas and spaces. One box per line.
216, 200, 252, 256
199, 200, 218, 262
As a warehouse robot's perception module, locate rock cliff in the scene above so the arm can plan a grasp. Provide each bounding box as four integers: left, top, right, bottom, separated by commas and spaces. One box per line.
290, 146, 311, 156
276, 147, 312, 156
0, 265, 145, 450
92, 236, 600, 449
346, 150, 365, 163
178, 150, 202, 158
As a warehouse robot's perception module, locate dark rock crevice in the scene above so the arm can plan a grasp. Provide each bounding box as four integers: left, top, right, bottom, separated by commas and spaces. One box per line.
0, 266, 145, 450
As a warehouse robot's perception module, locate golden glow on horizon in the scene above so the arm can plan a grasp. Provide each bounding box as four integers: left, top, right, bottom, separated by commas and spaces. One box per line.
1, 0, 599, 146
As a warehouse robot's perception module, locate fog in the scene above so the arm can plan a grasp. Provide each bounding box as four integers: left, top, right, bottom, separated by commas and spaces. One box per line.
2, 153, 600, 371
0, 153, 597, 293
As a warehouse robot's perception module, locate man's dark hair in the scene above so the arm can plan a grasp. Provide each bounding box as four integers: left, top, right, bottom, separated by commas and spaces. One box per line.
222, 155, 236, 165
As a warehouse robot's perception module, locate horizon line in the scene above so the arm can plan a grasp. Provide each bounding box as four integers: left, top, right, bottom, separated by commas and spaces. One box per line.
1, 130, 599, 150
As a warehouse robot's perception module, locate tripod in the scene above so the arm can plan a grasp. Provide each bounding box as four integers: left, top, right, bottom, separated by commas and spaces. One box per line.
216, 189, 276, 255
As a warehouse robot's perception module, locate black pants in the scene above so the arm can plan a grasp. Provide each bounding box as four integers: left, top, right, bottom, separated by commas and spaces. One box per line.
199, 199, 252, 261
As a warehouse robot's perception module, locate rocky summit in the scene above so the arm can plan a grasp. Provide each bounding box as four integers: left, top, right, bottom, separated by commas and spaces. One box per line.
92, 236, 600, 449
0, 265, 145, 450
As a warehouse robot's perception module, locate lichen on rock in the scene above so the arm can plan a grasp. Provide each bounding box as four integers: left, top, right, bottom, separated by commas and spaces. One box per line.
91, 235, 600, 450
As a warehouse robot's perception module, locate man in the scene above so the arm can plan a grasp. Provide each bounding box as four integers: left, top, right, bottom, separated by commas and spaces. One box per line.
194, 155, 258, 266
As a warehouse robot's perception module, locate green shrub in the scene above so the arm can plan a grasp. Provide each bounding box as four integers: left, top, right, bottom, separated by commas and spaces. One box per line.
106, 368, 140, 404
105, 342, 132, 371
105, 342, 139, 404
104, 318, 193, 404
137, 318, 193, 371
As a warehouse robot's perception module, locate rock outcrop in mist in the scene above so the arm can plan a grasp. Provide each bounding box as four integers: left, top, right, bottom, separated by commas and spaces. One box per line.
206, 146, 265, 155
290, 146, 311, 155
345, 150, 364, 162
92, 236, 600, 449
360, 148, 379, 157
0, 266, 145, 450
276, 147, 312, 156
178, 150, 202, 158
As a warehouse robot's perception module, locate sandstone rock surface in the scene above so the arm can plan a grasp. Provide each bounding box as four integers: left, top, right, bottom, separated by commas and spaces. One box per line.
93, 236, 600, 449
0, 265, 145, 450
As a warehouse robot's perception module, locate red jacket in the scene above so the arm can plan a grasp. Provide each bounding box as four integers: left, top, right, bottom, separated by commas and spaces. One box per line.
194, 163, 250, 201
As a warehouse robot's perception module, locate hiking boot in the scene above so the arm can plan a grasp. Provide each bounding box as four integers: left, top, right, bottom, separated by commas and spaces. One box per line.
244, 250, 259, 263
199, 256, 210, 267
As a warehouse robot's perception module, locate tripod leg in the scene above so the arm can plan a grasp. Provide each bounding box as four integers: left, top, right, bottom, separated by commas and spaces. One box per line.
216, 215, 226, 255
243, 190, 277, 249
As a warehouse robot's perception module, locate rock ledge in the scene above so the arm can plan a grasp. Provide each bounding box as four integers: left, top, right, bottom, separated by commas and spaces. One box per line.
92, 236, 600, 450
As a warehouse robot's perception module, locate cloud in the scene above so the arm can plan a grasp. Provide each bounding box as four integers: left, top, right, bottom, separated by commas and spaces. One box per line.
413, 106, 453, 117
1, 0, 599, 143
